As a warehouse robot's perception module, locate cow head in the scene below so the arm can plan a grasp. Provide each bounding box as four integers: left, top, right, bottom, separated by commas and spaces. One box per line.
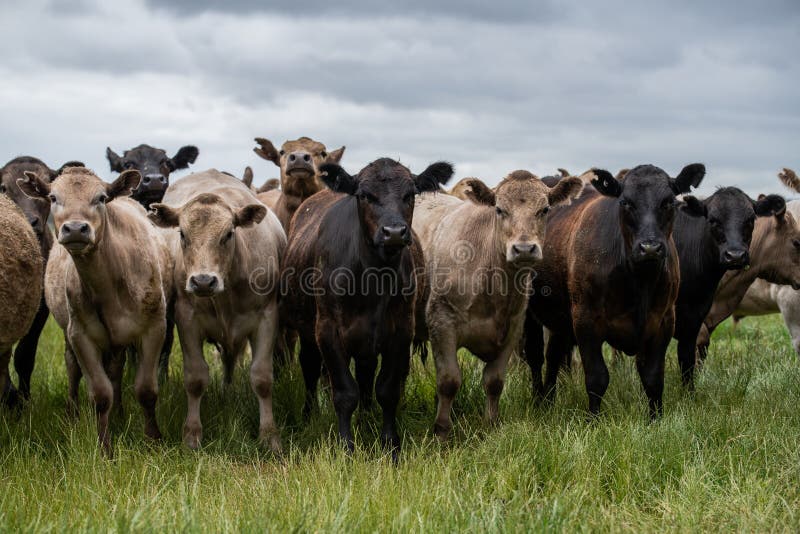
148, 194, 266, 297
592, 163, 705, 266
682, 188, 786, 269
17, 167, 140, 255
320, 158, 454, 261
460, 172, 583, 265
0, 157, 84, 236
749, 198, 800, 289
106, 144, 198, 208
253, 136, 344, 199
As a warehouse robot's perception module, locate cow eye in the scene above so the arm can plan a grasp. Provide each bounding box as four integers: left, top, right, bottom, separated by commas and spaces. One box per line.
48, 194, 57, 203
793, 239, 800, 249
320, 151, 327, 158
538, 206, 550, 217
661, 198, 675, 210
124, 161, 135, 169
179, 229, 186, 243
222, 229, 234, 243
360, 191, 378, 203
94, 193, 109, 205
0, 184, 6, 194
619, 198, 632, 209
279, 149, 285, 156
496, 207, 508, 218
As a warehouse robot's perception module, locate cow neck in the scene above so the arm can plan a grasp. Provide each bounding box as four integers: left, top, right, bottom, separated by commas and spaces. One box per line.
69, 221, 128, 305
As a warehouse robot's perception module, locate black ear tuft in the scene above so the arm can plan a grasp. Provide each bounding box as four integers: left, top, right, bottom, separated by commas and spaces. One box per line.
319, 163, 358, 195
462, 179, 496, 206
170, 146, 199, 170
106, 147, 123, 172
670, 163, 705, 194
753, 194, 786, 218
680, 195, 707, 218
415, 161, 454, 193
590, 169, 621, 197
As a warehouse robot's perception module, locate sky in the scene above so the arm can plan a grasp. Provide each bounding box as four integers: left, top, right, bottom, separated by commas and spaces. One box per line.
0, 0, 798, 195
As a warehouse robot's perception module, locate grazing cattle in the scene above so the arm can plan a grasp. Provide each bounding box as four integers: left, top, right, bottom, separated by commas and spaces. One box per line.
525, 164, 705, 417
667, 187, 785, 388
19, 167, 170, 455
148, 170, 286, 452
106, 144, 199, 209
281, 158, 453, 458
696, 172, 800, 357
0, 195, 43, 405
0, 157, 83, 403
253, 136, 345, 230
414, 171, 582, 440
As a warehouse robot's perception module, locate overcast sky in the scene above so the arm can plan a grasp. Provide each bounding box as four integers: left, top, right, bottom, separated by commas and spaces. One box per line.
0, 0, 797, 195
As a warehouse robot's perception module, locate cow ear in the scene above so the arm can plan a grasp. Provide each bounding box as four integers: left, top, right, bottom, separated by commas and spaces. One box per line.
52, 161, 85, 181
778, 168, 800, 193
253, 138, 281, 166
319, 163, 358, 194
257, 178, 280, 193
106, 169, 141, 200
462, 179, 496, 206
590, 169, 621, 197
670, 163, 705, 195
16, 171, 51, 199
415, 161, 454, 193
326, 146, 346, 163
148, 203, 180, 228
234, 203, 267, 228
548, 176, 583, 207
169, 146, 198, 171
106, 147, 124, 172
615, 168, 630, 181
753, 194, 786, 218
557, 168, 571, 178
680, 195, 707, 218
242, 166, 254, 188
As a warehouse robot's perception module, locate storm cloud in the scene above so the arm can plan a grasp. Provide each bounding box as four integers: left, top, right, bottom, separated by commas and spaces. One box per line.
0, 0, 797, 194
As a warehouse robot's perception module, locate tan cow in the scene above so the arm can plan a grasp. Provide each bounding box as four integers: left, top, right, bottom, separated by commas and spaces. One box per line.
0, 195, 43, 402
414, 171, 582, 440
252, 136, 345, 230
18, 167, 171, 455
148, 169, 286, 452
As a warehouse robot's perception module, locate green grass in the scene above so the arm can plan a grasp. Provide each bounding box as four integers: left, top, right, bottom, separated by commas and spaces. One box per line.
1, 315, 799, 532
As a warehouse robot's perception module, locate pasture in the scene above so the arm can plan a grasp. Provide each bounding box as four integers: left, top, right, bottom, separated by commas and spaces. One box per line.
1, 315, 799, 531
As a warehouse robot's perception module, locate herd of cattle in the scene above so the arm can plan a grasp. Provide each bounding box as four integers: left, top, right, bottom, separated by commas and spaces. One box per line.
1, 137, 799, 460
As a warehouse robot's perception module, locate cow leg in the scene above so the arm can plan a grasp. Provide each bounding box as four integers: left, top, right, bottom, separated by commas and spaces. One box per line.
431, 328, 461, 441
249, 303, 281, 454
0, 347, 13, 408
482, 347, 512, 426
64, 341, 82, 418
68, 327, 114, 456
376, 341, 411, 461
177, 318, 209, 449
543, 332, 574, 402
158, 316, 174, 380
316, 320, 358, 453
696, 323, 711, 363
105, 349, 126, 419
676, 335, 697, 391
636, 329, 670, 420
777, 296, 800, 357
135, 324, 164, 440
574, 325, 609, 416
13, 299, 49, 400
523, 311, 546, 400
355, 356, 378, 410
298, 334, 322, 419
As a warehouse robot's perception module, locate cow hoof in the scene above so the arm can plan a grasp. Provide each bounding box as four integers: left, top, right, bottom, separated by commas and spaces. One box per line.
145, 424, 163, 441
183, 426, 202, 450
433, 423, 451, 442
258, 430, 283, 456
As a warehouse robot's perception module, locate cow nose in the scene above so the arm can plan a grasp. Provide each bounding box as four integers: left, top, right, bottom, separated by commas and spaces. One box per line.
723, 249, 748, 265
189, 274, 219, 295
638, 241, 663, 257
142, 174, 167, 188
381, 224, 409, 246
61, 221, 90, 237
511, 243, 541, 262
288, 152, 311, 163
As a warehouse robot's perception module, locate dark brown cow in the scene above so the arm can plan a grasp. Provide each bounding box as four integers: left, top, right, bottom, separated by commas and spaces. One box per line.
281, 157, 453, 459
253, 136, 345, 230
0, 156, 83, 404
107, 144, 199, 209
526, 164, 705, 417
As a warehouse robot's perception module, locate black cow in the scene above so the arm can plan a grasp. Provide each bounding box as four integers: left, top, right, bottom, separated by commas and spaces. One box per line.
106, 144, 198, 209
0, 156, 83, 405
281, 157, 453, 459
671, 188, 785, 388
525, 164, 705, 418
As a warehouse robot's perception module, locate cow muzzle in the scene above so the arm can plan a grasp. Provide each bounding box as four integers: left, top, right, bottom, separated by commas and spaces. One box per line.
720, 248, 749, 269
508, 242, 542, 264
380, 224, 411, 249
187, 273, 223, 297
59, 220, 94, 251
633, 240, 665, 263
285, 152, 315, 176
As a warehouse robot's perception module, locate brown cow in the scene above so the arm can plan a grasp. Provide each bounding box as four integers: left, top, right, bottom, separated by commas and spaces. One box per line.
414, 171, 582, 440
149, 170, 286, 452
19, 167, 171, 455
0, 195, 43, 404
0, 156, 83, 403
253, 136, 345, 229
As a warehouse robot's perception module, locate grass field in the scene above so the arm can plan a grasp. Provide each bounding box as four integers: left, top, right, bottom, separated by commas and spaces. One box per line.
1, 315, 799, 532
